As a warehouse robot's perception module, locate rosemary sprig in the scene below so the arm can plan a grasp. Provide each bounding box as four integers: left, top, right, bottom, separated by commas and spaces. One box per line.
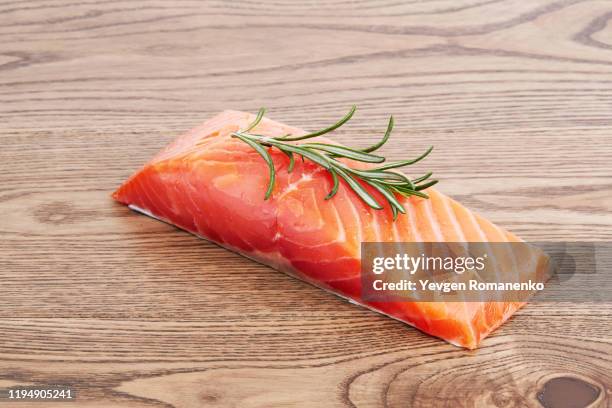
230, 106, 437, 220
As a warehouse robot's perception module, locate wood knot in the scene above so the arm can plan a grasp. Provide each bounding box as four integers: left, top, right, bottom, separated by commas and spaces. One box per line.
490, 388, 525, 407
537, 376, 603, 408
199, 391, 221, 403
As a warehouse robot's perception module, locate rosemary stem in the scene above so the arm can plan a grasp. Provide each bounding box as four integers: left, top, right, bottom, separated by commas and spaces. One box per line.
230, 107, 437, 220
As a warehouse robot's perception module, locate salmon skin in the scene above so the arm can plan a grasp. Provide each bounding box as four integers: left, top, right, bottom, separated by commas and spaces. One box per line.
114, 110, 546, 349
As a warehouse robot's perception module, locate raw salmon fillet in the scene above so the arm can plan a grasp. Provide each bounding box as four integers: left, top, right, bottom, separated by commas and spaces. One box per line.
113, 110, 546, 349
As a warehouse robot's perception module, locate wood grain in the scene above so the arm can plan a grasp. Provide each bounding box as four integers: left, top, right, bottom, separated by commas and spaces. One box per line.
0, 0, 611, 407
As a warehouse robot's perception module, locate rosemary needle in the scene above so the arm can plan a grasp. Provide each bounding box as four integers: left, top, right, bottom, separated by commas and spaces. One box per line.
230, 106, 437, 220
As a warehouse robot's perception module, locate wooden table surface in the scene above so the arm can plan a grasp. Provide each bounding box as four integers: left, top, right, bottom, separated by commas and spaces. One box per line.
1, 1, 611, 407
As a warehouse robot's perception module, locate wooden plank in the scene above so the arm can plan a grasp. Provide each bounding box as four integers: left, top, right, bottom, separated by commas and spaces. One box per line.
0, 0, 610, 407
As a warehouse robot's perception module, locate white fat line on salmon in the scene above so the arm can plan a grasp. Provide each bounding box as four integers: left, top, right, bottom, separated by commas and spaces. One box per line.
182, 173, 207, 235
439, 193, 467, 242
275, 169, 324, 199
404, 199, 423, 242
464, 211, 502, 307
436, 194, 477, 339
345, 191, 364, 246
422, 199, 445, 241
330, 199, 347, 244
401, 199, 428, 304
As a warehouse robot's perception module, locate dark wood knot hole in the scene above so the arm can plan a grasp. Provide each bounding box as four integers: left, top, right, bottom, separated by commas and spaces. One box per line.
537, 376, 602, 408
